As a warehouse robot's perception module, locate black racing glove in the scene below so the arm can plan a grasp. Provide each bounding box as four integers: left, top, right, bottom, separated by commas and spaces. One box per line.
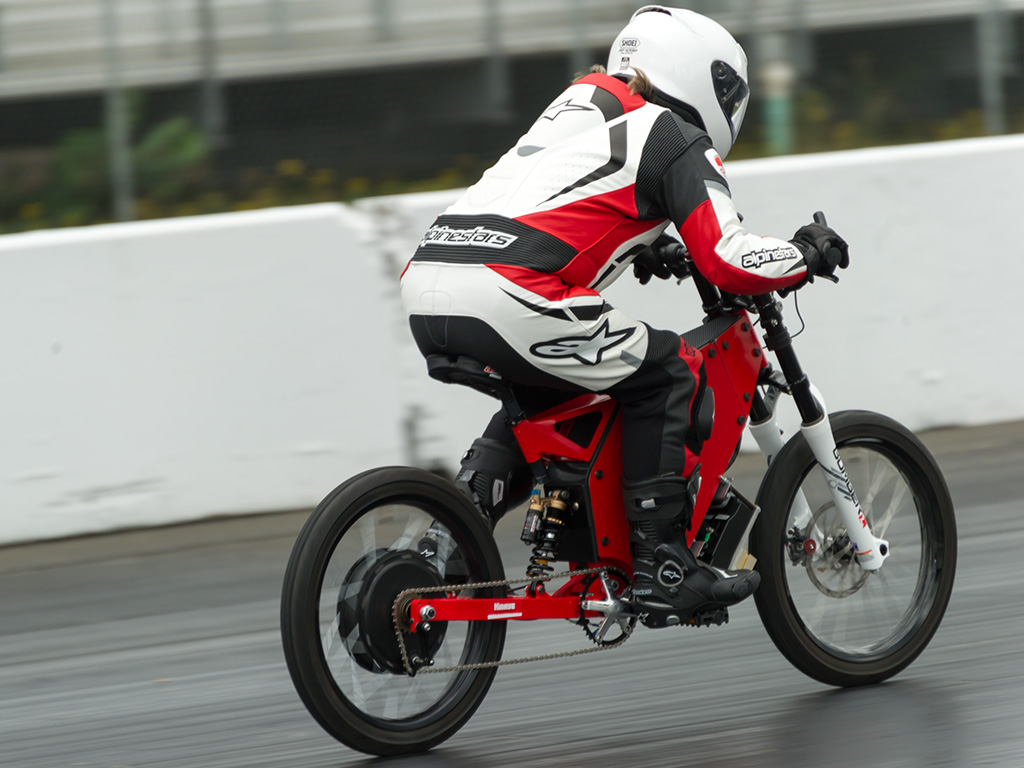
632, 234, 691, 285
790, 222, 850, 284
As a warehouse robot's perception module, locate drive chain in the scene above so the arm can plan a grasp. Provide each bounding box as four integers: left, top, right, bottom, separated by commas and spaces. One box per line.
391, 566, 633, 676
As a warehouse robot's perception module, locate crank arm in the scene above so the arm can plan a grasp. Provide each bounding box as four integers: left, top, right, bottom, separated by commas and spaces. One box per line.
580, 571, 634, 642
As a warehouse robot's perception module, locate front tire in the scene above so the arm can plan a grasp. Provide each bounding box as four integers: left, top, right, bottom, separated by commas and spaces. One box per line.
281, 467, 506, 755
751, 411, 956, 687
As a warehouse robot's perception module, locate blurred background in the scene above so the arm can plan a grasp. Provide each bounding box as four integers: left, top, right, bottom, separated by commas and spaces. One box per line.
3, 8, 1024, 765
0, 0, 1022, 234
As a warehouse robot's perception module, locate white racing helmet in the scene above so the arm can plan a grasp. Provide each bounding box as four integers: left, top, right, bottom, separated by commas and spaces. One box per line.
607, 6, 750, 158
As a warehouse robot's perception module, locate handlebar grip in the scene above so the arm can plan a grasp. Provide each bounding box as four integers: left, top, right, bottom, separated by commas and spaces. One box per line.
813, 211, 841, 266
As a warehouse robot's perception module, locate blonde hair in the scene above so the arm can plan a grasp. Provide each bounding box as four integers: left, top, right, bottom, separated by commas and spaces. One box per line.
572, 64, 655, 99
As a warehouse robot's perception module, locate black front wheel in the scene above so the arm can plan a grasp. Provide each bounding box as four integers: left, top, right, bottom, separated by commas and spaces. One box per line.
281, 467, 506, 756
751, 411, 956, 687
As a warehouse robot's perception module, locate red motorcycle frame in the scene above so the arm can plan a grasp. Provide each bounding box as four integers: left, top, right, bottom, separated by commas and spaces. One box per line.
405, 312, 765, 633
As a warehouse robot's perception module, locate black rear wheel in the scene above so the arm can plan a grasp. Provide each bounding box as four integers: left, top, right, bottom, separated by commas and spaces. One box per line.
281, 467, 506, 755
751, 411, 956, 687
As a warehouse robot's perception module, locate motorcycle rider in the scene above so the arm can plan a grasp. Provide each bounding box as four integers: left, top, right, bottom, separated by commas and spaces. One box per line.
401, 6, 849, 627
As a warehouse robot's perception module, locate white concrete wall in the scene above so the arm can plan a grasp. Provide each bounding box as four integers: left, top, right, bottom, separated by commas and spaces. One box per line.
2, 135, 1022, 545
0, 204, 405, 545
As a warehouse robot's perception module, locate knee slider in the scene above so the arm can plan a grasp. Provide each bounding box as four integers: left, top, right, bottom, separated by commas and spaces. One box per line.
455, 438, 532, 527
693, 386, 714, 445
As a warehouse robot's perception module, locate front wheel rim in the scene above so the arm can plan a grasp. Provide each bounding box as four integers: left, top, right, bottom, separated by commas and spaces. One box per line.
780, 441, 944, 662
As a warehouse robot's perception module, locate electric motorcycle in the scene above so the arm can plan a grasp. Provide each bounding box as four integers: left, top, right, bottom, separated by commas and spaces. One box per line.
280, 215, 957, 755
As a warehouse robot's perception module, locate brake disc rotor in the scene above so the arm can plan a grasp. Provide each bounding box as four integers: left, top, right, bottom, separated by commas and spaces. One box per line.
801, 502, 872, 599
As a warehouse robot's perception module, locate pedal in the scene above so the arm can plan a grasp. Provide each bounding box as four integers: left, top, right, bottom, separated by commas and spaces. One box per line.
686, 607, 729, 628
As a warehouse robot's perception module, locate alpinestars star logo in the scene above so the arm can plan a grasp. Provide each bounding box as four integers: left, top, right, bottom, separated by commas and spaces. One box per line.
530, 320, 635, 365
541, 98, 595, 121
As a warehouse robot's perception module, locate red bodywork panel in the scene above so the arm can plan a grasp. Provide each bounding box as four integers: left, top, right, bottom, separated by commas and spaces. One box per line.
512, 394, 616, 464
688, 314, 766, 543
514, 393, 632, 568
409, 312, 764, 630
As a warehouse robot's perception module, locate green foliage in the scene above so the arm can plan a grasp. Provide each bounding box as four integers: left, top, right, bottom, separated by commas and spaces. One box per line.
46, 128, 110, 226
133, 116, 208, 203
1, 92, 208, 233
1, 83, 1017, 235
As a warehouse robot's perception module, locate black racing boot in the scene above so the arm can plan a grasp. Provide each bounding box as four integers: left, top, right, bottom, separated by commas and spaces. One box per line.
419, 438, 533, 574
453, 438, 533, 529
624, 475, 760, 628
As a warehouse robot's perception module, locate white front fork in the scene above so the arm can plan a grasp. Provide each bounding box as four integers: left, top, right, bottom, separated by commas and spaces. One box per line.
801, 414, 889, 571
748, 385, 889, 572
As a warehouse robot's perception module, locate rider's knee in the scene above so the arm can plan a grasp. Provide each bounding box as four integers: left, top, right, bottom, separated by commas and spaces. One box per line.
455, 438, 533, 527
691, 383, 714, 445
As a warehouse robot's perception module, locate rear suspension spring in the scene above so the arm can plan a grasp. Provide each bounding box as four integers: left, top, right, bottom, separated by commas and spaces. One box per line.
525, 491, 569, 589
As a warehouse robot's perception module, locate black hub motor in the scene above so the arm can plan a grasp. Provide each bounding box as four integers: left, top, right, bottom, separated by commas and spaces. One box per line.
337, 549, 448, 674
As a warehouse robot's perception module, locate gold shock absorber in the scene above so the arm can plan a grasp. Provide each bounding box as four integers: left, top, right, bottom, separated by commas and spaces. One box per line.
525, 491, 570, 590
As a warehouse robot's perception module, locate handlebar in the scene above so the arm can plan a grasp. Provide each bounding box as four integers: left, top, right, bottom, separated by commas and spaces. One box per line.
684, 208, 844, 314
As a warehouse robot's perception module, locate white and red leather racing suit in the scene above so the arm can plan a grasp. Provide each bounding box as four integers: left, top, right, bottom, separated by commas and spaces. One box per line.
401, 73, 807, 482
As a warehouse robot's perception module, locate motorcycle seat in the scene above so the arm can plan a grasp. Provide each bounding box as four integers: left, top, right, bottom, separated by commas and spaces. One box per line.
425, 354, 510, 400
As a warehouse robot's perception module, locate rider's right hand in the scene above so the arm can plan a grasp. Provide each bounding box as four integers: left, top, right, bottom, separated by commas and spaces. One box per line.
790, 222, 850, 284
632, 233, 691, 285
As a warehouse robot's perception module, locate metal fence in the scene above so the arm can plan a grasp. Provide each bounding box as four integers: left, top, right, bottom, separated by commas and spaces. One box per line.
1, 1, 1021, 95
0, 0, 1021, 231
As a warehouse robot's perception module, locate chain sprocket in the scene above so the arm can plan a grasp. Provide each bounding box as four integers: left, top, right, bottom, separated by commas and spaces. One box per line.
576, 569, 636, 647
391, 566, 635, 676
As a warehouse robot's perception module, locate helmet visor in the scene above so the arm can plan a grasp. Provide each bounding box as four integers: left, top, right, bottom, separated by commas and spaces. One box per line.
711, 60, 750, 144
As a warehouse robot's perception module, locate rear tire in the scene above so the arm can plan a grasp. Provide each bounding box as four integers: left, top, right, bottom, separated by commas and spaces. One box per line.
750, 411, 956, 687
281, 467, 506, 755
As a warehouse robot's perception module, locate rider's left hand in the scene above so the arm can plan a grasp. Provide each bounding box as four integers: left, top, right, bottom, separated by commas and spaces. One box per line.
790, 222, 850, 284
633, 234, 691, 285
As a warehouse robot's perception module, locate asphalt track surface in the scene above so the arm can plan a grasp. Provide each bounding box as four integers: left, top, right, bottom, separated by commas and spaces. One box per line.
3, 421, 1023, 768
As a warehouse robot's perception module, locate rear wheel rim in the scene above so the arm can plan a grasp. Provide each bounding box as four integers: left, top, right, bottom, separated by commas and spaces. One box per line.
316, 498, 493, 726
